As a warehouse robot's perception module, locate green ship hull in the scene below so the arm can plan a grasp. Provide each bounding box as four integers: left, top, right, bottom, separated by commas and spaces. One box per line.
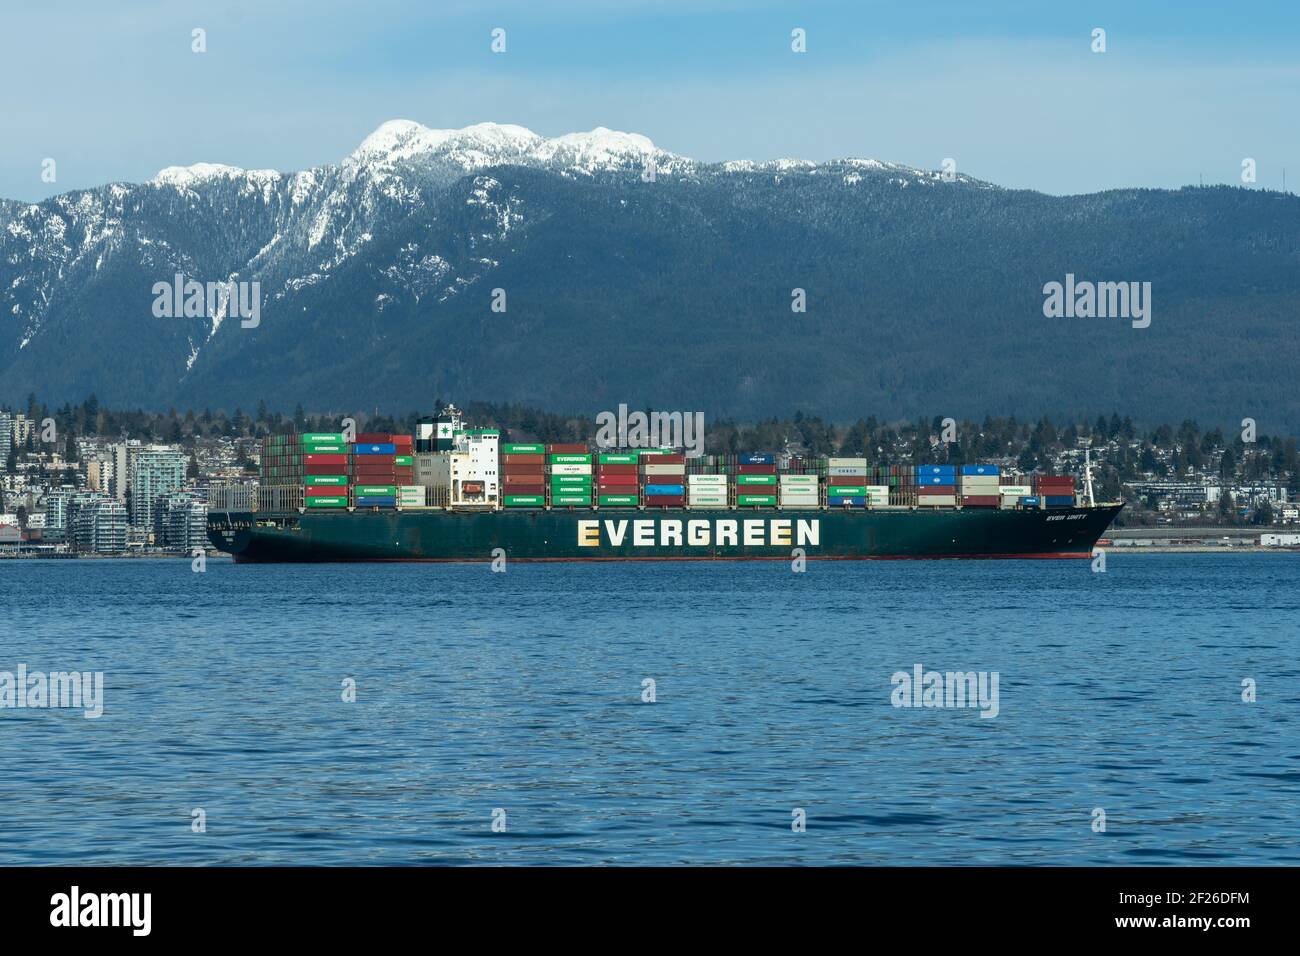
207, 504, 1122, 562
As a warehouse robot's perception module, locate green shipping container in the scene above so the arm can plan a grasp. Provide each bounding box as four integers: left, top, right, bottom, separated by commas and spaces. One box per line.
551, 494, 592, 506
302, 442, 347, 454
300, 433, 345, 443
394, 455, 413, 466
502, 443, 545, 454
353, 485, 397, 496
504, 495, 545, 506
598, 453, 638, 464
306, 475, 349, 486
829, 485, 866, 495
637, 448, 671, 457
598, 494, 638, 506
550, 454, 592, 464
305, 496, 348, 508
737, 494, 777, 505
550, 474, 592, 484
735, 474, 777, 485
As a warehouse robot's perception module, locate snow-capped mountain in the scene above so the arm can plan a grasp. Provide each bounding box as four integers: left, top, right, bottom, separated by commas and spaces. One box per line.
2, 121, 1297, 429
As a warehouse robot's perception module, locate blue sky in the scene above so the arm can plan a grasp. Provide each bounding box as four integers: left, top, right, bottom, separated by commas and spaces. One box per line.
3, 0, 1299, 200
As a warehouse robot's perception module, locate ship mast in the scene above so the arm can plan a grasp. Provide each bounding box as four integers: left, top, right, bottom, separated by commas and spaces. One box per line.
1079, 438, 1096, 507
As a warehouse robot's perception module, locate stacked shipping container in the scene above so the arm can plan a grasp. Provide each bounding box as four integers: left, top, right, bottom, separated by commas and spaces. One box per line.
501, 443, 546, 507
549, 448, 594, 506
734, 454, 777, 506
641, 450, 686, 507
596, 453, 639, 506
350, 433, 414, 508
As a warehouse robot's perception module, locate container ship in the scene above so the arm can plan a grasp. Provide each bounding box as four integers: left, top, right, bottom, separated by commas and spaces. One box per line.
206, 405, 1122, 562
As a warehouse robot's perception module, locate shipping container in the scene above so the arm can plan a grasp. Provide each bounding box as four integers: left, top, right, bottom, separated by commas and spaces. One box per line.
305, 454, 349, 466
735, 463, 777, 474
597, 476, 639, 488
501, 453, 545, 465
353, 485, 397, 496
736, 494, 777, 506
827, 457, 868, 468
354, 496, 397, 507
551, 494, 591, 506
998, 485, 1032, 496
917, 465, 957, 477
304, 496, 348, 508
642, 463, 686, 476
302, 485, 344, 498
353, 443, 397, 456
503, 484, 544, 496
687, 495, 728, 506
917, 494, 958, 506
828, 485, 866, 495
550, 463, 593, 476
1020, 496, 1041, 507
504, 495, 545, 507
300, 433, 345, 444
735, 474, 777, 485
502, 443, 545, 454
598, 453, 638, 464
304, 475, 349, 486
644, 494, 686, 506
394, 455, 413, 466
1044, 495, 1075, 507
546, 444, 588, 454
961, 495, 1000, 507
828, 496, 866, 507
643, 484, 686, 496
740, 454, 775, 465
550, 453, 593, 464
550, 475, 592, 486
960, 464, 1000, 476
598, 494, 638, 506
917, 484, 957, 495
595, 463, 639, 476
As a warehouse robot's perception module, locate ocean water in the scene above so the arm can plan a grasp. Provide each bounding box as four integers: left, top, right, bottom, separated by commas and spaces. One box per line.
0, 554, 1296, 866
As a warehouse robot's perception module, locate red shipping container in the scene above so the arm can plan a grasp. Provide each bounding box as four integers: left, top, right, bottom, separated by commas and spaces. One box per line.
502, 454, 545, 465
302, 485, 343, 498
961, 496, 999, 507
505, 473, 545, 485
546, 443, 588, 454
305, 462, 348, 475
506, 485, 544, 496
922, 484, 957, 495
598, 476, 639, 487
596, 464, 639, 476
643, 495, 685, 506
644, 453, 686, 464
304, 454, 348, 465
735, 464, 777, 474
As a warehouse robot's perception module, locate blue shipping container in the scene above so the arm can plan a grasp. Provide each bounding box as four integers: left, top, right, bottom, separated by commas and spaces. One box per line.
1019, 496, 1040, 506
960, 464, 1000, 476
642, 484, 685, 496
916, 465, 957, 476
919, 475, 956, 486
353, 443, 397, 455
741, 454, 775, 465
828, 496, 866, 506
354, 495, 397, 507
1044, 495, 1074, 507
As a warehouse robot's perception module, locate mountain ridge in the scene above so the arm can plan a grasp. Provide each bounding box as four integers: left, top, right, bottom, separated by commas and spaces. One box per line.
3, 121, 1297, 431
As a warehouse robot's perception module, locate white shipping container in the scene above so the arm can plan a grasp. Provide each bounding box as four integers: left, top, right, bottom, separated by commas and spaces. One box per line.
961, 475, 1000, 487
688, 474, 727, 483
828, 458, 868, 468
550, 463, 593, 476
643, 463, 687, 476
999, 485, 1032, 496
688, 498, 729, 507
917, 494, 958, 506
828, 467, 868, 477
864, 485, 889, 495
